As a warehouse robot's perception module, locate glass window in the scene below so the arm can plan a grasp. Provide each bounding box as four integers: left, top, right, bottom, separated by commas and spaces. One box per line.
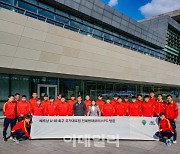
23, 0, 37, 5
0, 74, 9, 100
1, 0, 17, 5
18, 1, 37, 13
38, 8, 54, 19
113, 36, 120, 43
97, 82, 105, 99
70, 20, 82, 29
55, 15, 69, 24
11, 75, 30, 99
56, 9, 69, 18
81, 25, 93, 33
84, 81, 97, 100
63, 80, 82, 99
39, 2, 54, 12
70, 15, 82, 23
106, 83, 114, 98
93, 29, 102, 37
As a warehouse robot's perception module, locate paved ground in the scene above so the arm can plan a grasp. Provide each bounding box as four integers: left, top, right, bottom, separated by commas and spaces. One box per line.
0, 118, 180, 154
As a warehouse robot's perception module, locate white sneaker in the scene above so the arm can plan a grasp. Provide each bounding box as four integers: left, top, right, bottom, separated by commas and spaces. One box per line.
172, 140, 177, 144
9, 136, 13, 140
13, 138, 19, 143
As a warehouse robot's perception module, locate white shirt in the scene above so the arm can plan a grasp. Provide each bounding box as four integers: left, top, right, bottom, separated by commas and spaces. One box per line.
92, 106, 95, 111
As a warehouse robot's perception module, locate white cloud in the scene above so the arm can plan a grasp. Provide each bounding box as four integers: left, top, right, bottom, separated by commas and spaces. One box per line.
139, 0, 180, 18
108, 0, 118, 7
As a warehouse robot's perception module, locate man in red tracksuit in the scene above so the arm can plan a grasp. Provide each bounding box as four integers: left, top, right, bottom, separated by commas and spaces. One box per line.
14, 93, 21, 104
102, 97, 115, 116
14, 93, 21, 123
154, 94, 165, 117
11, 115, 31, 143
57, 96, 70, 116
110, 94, 118, 107
165, 94, 178, 143
45, 96, 58, 116
123, 95, 130, 116
84, 95, 91, 115
142, 95, 155, 117
149, 91, 157, 105
41, 94, 49, 109
67, 94, 76, 116
128, 96, 141, 116
96, 94, 105, 114
54, 93, 62, 106
2, 95, 16, 141
17, 95, 31, 122
159, 113, 174, 144
137, 94, 143, 107
29, 92, 38, 108
31, 98, 44, 116
115, 96, 127, 116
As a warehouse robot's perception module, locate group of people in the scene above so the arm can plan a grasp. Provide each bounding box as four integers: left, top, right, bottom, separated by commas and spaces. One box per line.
2, 91, 178, 145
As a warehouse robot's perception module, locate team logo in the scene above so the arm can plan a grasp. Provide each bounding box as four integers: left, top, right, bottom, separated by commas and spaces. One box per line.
142, 120, 147, 126
149, 121, 155, 125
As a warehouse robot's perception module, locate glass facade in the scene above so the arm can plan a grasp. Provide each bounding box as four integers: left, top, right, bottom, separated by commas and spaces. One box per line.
164, 26, 180, 64
0, 73, 180, 109
1, 0, 179, 65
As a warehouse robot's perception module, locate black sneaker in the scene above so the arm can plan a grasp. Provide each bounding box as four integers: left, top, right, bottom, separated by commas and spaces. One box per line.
3, 137, 7, 142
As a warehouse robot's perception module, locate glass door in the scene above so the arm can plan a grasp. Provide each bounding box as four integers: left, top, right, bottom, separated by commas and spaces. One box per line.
37, 84, 57, 100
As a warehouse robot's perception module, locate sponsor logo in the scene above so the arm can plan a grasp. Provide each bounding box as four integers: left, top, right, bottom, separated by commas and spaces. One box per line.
142, 120, 147, 126
149, 121, 155, 125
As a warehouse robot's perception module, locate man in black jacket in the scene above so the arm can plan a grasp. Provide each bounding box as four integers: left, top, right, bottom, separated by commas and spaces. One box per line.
73, 95, 86, 116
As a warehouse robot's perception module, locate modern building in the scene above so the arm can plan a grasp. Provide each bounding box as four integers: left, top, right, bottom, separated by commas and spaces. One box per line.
0, 0, 180, 106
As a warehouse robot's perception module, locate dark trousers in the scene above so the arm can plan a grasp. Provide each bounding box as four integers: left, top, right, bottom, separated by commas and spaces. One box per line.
168, 119, 177, 141
161, 130, 173, 139
3, 118, 16, 138
11, 129, 25, 140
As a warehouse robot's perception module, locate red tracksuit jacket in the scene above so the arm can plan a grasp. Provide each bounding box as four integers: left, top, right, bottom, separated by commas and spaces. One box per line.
154, 100, 165, 116
96, 100, 105, 112
17, 101, 30, 117
115, 103, 127, 116
159, 118, 173, 132
102, 103, 115, 116
136, 100, 142, 107
165, 101, 178, 119
2, 101, 16, 119
149, 97, 157, 106
84, 100, 91, 115
54, 99, 62, 106
141, 101, 154, 117
123, 101, 130, 115
128, 102, 141, 116
67, 99, 76, 116
31, 104, 44, 116
45, 102, 58, 116
13, 99, 20, 105
41, 100, 50, 109
110, 99, 118, 107
57, 102, 70, 116
29, 98, 37, 108
11, 120, 30, 138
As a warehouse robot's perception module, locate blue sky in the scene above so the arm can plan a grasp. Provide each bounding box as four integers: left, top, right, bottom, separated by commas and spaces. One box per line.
101, 0, 180, 20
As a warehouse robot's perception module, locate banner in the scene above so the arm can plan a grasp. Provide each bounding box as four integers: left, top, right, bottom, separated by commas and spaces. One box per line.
31, 116, 159, 140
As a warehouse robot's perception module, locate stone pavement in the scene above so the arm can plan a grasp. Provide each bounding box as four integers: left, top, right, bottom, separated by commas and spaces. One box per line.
0, 119, 179, 154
